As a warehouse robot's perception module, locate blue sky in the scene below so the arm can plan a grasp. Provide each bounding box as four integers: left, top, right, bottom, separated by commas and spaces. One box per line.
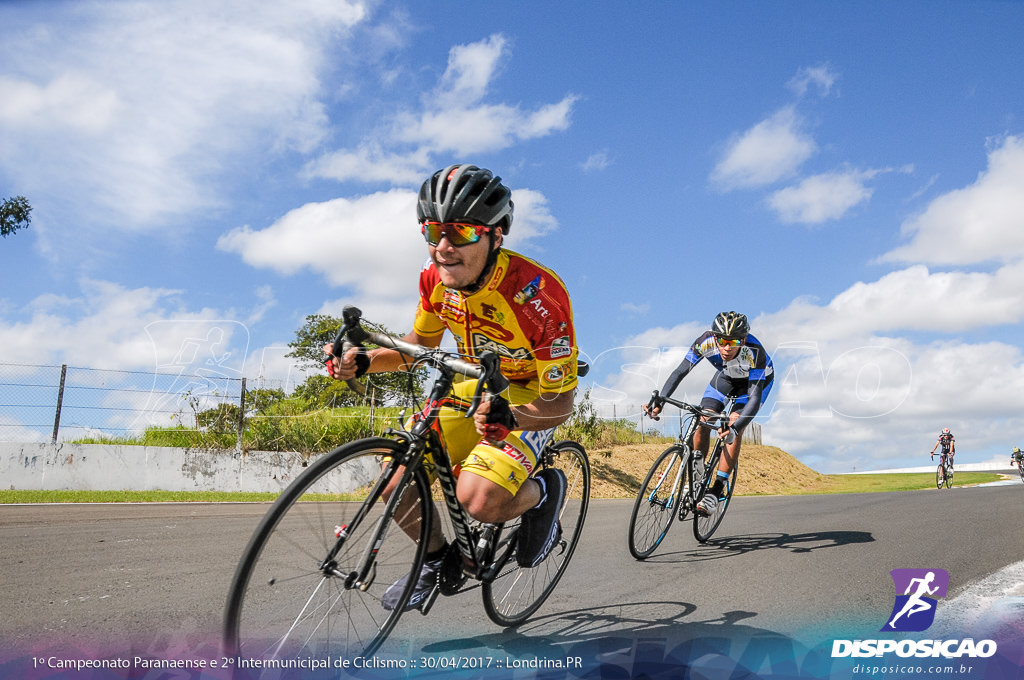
2, 1, 1024, 473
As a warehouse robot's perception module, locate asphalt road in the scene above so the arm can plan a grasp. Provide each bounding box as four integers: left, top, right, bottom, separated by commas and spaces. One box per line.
2, 482, 1023, 662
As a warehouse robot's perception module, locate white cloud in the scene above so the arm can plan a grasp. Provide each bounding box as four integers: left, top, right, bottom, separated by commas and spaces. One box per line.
306, 34, 577, 184
0, 279, 244, 371
593, 256, 1024, 472
882, 134, 1024, 265
432, 34, 508, 108
217, 182, 560, 293
0, 0, 368, 232
710, 106, 817, 189
768, 169, 877, 224
787, 64, 838, 98
217, 189, 423, 297
581, 151, 611, 172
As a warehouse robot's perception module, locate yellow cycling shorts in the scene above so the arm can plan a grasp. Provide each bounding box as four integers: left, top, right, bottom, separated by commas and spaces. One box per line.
422, 379, 557, 496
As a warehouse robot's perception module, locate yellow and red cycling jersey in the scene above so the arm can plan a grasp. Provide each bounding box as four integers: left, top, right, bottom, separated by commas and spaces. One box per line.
413, 248, 578, 395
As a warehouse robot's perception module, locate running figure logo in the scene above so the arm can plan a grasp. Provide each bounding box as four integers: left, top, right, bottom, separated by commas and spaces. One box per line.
881, 568, 949, 632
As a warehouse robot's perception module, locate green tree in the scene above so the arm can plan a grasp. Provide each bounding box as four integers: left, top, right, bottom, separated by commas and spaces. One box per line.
1, 196, 32, 238
244, 387, 287, 415
286, 313, 426, 405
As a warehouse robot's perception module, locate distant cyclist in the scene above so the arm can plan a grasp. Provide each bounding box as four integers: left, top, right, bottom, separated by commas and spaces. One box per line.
643, 311, 774, 516
930, 428, 956, 467
1011, 447, 1022, 466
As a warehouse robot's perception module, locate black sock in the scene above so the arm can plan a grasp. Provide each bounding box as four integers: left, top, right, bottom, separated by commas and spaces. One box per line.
425, 544, 448, 562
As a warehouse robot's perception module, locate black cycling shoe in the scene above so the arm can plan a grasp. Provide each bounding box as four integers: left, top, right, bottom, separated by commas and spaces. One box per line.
515, 468, 567, 567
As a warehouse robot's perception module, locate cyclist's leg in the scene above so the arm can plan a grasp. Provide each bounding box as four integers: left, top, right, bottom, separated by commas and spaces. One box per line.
382, 463, 447, 553
694, 374, 730, 458
440, 380, 546, 524
699, 371, 735, 471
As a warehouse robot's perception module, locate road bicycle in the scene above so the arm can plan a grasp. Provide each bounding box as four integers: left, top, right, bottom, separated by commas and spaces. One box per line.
223, 307, 590, 663
1017, 457, 1024, 483
627, 391, 737, 560
933, 451, 953, 489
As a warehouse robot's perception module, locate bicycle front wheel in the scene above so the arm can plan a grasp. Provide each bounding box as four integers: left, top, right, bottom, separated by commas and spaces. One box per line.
627, 444, 687, 560
945, 464, 953, 489
482, 440, 590, 627
1018, 463, 1024, 483
223, 438, 431, 664
936, 464, 944, 489
693, 460, 738, 543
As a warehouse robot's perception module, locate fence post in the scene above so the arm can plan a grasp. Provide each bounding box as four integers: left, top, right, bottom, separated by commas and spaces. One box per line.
52, 364, 67, 444
612, 404, 617, 445
369, 387, 376, 434
236, 377, 246, 454
639, 406, 644, 443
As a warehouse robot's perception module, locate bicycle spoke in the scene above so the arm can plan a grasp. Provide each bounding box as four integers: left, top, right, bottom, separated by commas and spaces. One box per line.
628, 446, 685, 559
224, 440, 430, 663
482, 441, 590, 626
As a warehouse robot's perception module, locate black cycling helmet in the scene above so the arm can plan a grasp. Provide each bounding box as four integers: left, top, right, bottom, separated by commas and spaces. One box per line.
712, 311, 750, 339
417, 164, 514, 232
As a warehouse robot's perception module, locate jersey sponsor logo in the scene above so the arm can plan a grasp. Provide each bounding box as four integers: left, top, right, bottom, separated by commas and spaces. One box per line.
513, 274, 545, 304
487, 264, 505, 291
470, 315, 515, 342
529, 297, 551, 318
518, 428, 554, 464
545, 364, 565, 382
471, 333, 533, 362
480, 302, 506, 324
549, 336, 572, 358
440, 302, 465, 323
498, 441, 534, 477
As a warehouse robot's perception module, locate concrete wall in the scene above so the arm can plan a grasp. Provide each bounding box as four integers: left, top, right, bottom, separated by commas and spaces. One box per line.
1, 443, 328, 493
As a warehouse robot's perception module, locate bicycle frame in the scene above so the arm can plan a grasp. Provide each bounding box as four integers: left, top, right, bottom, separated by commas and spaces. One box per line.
645, 391, 735, 516
325, 310, 528, 604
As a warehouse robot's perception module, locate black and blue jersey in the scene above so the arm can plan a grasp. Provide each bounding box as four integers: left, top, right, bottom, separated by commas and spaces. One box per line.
659, 330, 774, 433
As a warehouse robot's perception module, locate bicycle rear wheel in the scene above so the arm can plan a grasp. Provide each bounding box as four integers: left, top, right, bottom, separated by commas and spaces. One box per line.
627, 444, 687, 560
223, 438, 431, 664
935, 464, 944, 489
482, 440, 590, 627
693, 455, 738, 543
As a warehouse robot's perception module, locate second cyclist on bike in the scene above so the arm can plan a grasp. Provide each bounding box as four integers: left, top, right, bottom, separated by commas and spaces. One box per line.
325, 164, 579, 611
643, 311, 774, 516
930, 428, 956, 468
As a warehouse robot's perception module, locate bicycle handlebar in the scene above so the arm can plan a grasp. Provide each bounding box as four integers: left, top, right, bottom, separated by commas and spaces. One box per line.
329, 305, 509, 418
645, 389, 732, 424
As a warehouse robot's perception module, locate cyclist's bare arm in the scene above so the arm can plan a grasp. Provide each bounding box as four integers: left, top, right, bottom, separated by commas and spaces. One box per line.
475, 389, 574, 433
324, 331, 440, 379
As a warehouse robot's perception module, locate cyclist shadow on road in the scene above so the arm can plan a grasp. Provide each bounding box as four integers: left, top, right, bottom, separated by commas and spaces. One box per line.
636, 530, 875, 564
413, 601, 816, 678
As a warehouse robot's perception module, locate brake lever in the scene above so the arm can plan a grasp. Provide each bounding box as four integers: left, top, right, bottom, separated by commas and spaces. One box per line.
465, 352, 508, 419
327, 305, 371, 395
645, 390, 662, 421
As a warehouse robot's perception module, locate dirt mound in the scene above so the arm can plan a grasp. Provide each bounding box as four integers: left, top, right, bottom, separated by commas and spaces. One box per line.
586, 441, 836, 499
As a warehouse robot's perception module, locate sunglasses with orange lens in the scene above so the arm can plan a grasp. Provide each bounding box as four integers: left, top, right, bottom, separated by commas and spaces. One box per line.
421, 222, 492, 247
714, 335, 745, 348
